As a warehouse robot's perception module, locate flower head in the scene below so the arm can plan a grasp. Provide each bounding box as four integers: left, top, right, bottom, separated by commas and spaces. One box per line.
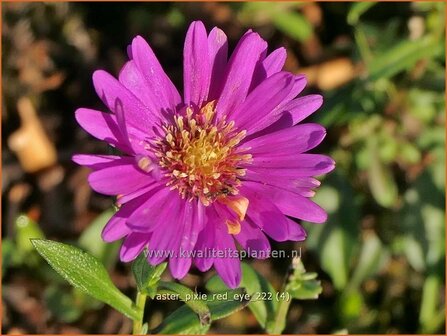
73, 21, 334, 288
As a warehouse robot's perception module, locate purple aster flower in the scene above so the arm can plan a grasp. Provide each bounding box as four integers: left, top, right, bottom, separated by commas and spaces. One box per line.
73, 21, 334, 288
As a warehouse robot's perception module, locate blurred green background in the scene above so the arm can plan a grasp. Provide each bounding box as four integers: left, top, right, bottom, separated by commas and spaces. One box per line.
2, 2, 445, 334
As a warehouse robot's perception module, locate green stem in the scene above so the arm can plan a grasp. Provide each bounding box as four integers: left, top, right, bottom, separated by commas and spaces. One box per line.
268, 257, 298, 334
132, 291, 147, 335
269, 290, 291, 335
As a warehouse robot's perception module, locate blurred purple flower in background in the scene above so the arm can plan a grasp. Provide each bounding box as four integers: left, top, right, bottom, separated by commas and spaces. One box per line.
73, 21, 334, 288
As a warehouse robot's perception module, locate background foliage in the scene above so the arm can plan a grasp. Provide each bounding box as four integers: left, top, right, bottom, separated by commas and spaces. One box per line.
2, 2, 445, 334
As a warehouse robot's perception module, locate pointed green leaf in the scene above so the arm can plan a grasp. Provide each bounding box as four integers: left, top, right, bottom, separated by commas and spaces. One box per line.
368, 36, 442, 81
348, 232, 389, 290
320, 227, 349, 289
272, 11, 313, 42
16, 214, 45, 254
286, 258, 322, 300
241, 263, 278, 328
31, 239, 139, 320
206, 263, 278, 329
153, 288, 250, 334
420, 275, 445, 333
367, 138, 398, 208
131, 252, 167, 298
158, 281, 210, 326
348, 2, 377, 25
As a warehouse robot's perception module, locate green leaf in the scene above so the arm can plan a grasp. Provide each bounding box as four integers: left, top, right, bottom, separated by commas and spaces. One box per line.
347, 2, 377, 25
338, 289, 364, 321
131, 252, 167, 298
153, 288, 250, 334
272, 11, 313, 41
347, 233, 389, 290
158, 281, 211, 326
154, 306, 210, 336
305, 173, 360, 290
419, 274, 444, 333
16, 214, 45, 253
320, 227, 349, 289
205, 275, 228, 292
286, 258, 322, 300
241, 263, 278, 328
367, 138, 398, 208
206, 263, 278, 328
31, 239, 139, 320
368, 36, 442, 81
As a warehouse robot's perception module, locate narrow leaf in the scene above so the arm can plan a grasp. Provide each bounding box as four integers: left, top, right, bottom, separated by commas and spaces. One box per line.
272, 11, 313, 42
367, 138, 398, 208
348, 2, 377, 25
158, 281, 211, 326
153, 288, 250, 334
31, 239, 139, 320
206, 264, 278, 329
131, 252, 167, 298
348, 232, 389, 290
286, 258, 323, 300
368, 36, 441, 81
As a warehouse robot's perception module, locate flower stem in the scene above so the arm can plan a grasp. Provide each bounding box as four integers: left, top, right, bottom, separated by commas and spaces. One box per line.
132, 291, 147, 335
268, 257, 299, 334
270, 294, 292, 334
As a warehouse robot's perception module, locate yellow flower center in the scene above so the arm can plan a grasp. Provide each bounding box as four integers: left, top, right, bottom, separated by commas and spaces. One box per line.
154, 101, 252, 206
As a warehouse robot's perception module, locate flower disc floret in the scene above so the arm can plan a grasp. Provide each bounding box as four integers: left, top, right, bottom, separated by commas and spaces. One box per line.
154, 101, 252, 205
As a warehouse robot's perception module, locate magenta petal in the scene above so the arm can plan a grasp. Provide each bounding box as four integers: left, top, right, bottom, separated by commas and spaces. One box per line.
250, 47, 287, 89
275, 191, 327, 224
88, 157, 152, 195
92, 70, 157, 133
243, 171, 320, 198
102, 216, 130, 242
193, 236, 214, 272
250, 154, 335, 176
244, 123, 327, 155
75, 108, 132, 153
169, 200, 196, 279
72, 154, 121, 169
235, 219, 271, 256
183, 21, 211, 107
231, 72, 294, 132
283, 94, 323, 125
208, 27, 228, 100
170, 253, 192, 280
213, 225, 242, 289
272, 74, 307, 111
245, 181, 328, 223
241, 186, 290, 241
285, 218, 307, 241
262, 48, 287, 75
216, 32, 267, 118
120, 233, 150, 262
131, 36, 181, 112
147, 196, 183, 265
116, 182, 159, 206
194, 207, 216, 272
119, 60, 165, 117
247, 75, 308, 135
126, 187, 177, 232
101, 192, 155, 242
75, 108, 147, 154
